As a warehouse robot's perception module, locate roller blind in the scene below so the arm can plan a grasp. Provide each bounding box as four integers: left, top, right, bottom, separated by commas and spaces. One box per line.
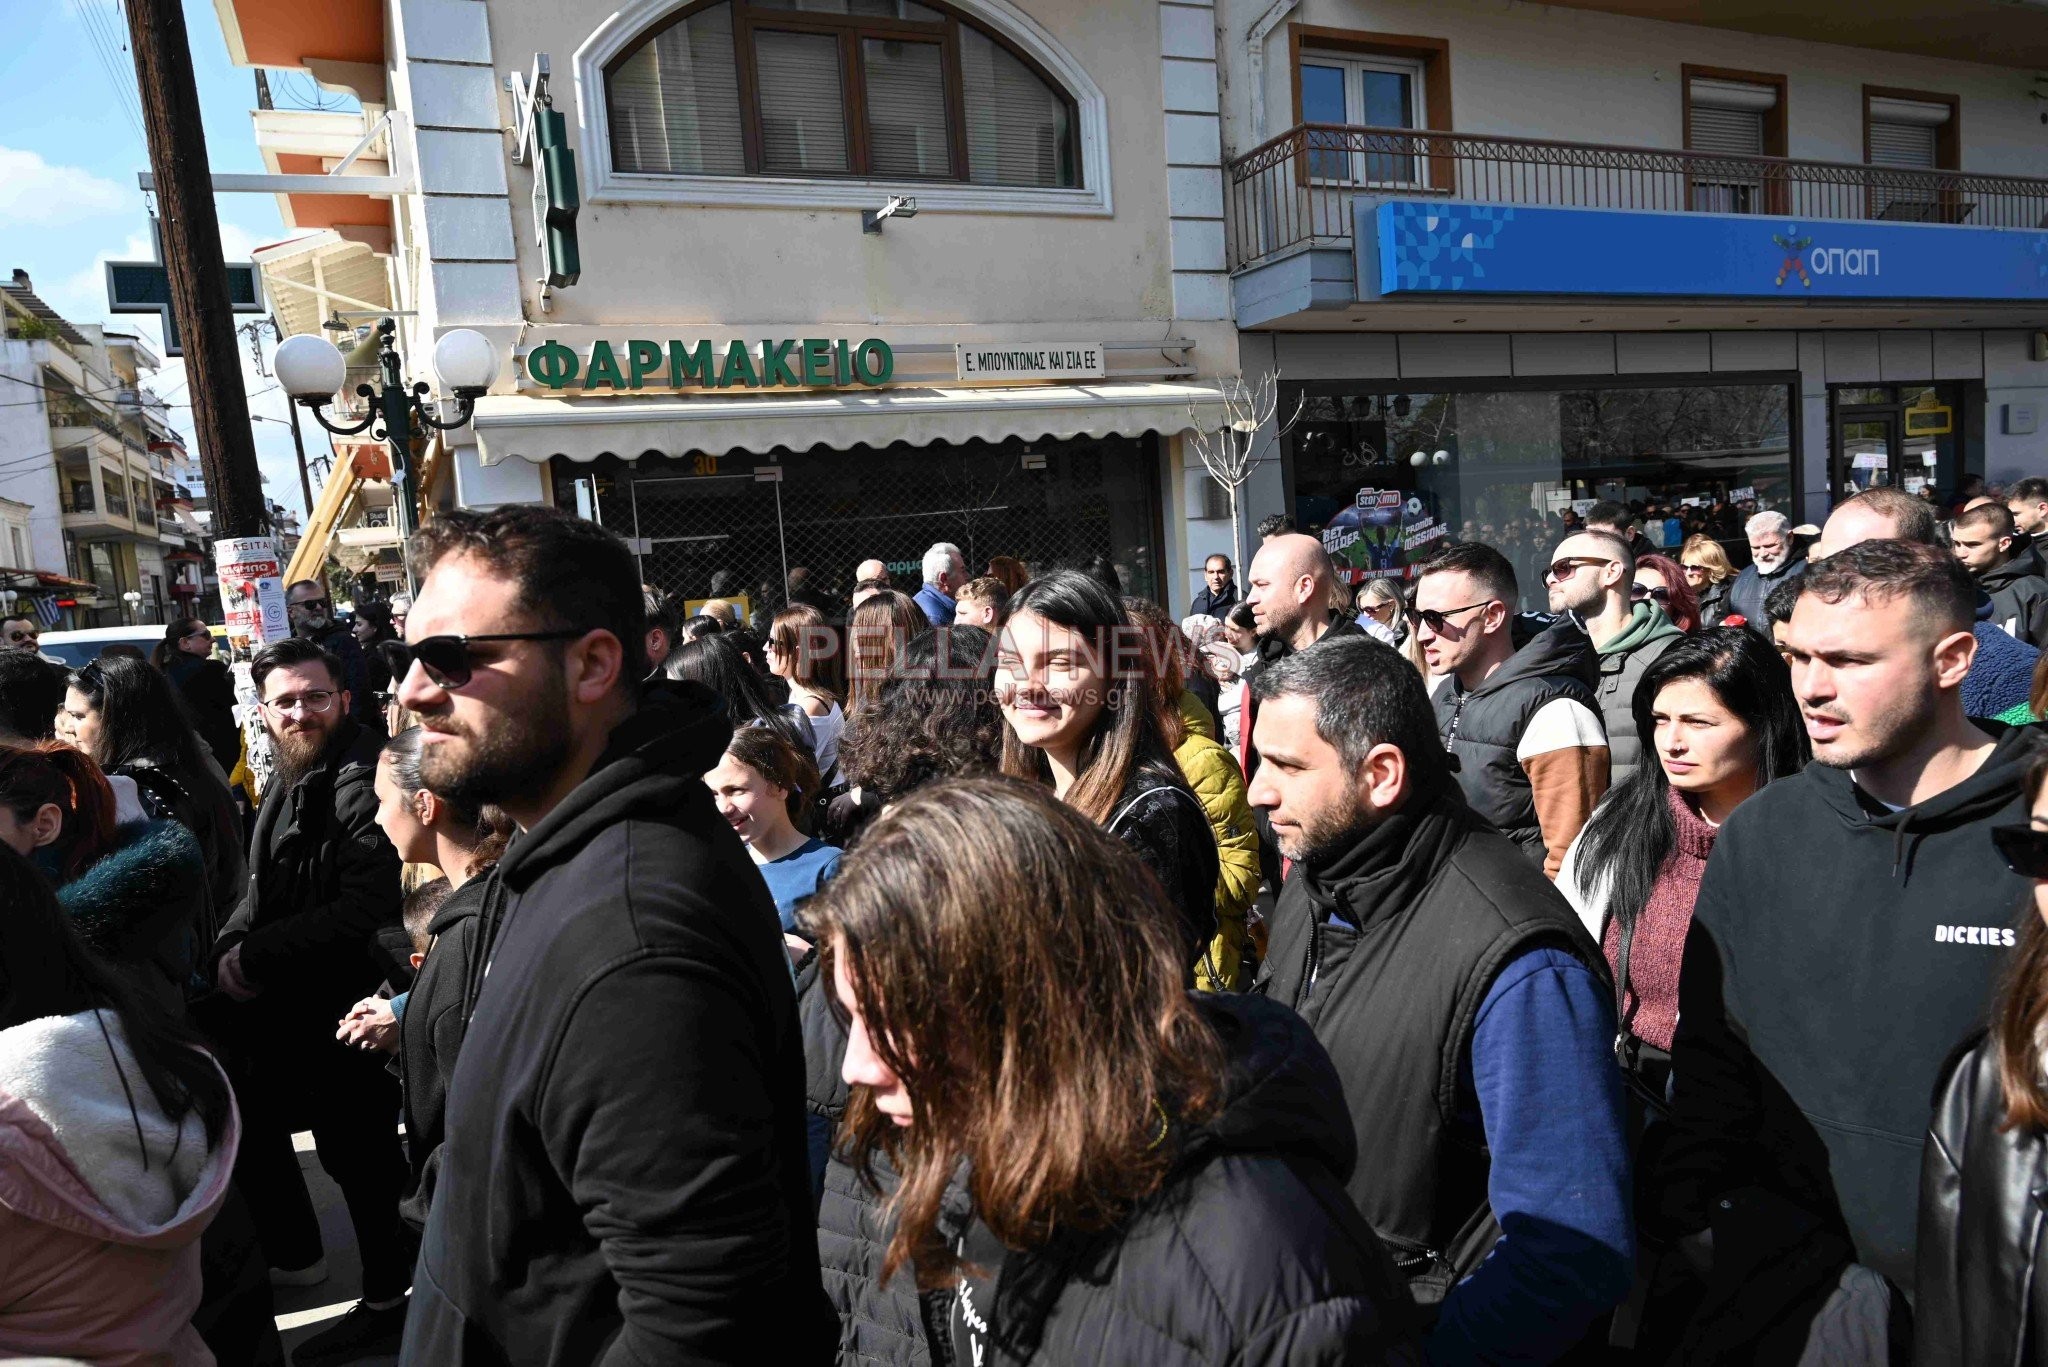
607, 5, 747, 175
1688, 105, 1765, 156
959, 24, 1076, 187
863, 37, 950, 176
756, 30, 850, 174
1869, 120, 1938, 169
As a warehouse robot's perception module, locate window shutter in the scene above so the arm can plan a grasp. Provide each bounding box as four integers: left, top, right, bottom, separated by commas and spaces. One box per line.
958, 25, 1076, 187
1688, 105, 1764, 157
755, 30, 851, 174
1868, 120, 1938, 169
608, 4, 747, 175
863, 38, 950, 177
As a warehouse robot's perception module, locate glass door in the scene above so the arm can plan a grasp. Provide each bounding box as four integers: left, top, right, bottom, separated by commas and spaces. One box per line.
1832, 409, 1900, 500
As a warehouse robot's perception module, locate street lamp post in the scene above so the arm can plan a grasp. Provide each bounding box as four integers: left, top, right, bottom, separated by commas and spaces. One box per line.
273, 321, 502, 593
121, 589, 142, 626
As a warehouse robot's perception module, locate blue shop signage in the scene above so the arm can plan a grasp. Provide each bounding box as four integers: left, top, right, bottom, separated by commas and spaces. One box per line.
1357, 199, 2048, 301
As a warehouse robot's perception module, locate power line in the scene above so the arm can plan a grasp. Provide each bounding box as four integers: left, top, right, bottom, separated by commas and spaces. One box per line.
68, 0, 149, 150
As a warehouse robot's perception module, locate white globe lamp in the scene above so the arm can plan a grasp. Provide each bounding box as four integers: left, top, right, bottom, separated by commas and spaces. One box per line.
1409, 451, 1428, 467
1433, 450, 1451, 466
432, 329, 501, 397
274, 334, 347, 401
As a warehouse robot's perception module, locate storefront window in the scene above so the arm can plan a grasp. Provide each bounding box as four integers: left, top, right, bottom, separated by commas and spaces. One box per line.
553, 432, 1160, 619
1285, 380, 1795, 610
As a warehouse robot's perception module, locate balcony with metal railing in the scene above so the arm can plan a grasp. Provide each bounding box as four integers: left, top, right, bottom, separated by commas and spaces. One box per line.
1228, 124, 2048, 271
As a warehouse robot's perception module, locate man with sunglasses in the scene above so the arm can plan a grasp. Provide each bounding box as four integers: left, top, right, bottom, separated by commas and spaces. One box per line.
201, 635, 410, 1363
0, 615, 56, 663
1661, 540, 2046, 1357
288, 578, 380, 732
1548, 529, 1683, 787
1421, 542, 1608, 879
394, 505, 833, 1364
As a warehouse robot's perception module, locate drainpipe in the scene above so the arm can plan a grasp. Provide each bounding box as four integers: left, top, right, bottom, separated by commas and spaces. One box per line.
1247, 0, 1302, 145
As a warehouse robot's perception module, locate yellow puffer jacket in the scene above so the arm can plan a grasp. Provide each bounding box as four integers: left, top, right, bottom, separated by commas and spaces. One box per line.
1173, 694, 1260, 992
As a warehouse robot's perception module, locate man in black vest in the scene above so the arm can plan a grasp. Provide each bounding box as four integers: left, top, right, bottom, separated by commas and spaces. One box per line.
1249, 637, 1632, 1362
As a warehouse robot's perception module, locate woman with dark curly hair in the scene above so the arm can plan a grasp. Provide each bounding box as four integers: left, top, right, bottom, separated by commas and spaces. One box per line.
825, 625, 1002, 846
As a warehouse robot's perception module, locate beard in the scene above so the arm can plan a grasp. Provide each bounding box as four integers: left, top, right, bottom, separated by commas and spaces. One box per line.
1276, 791, 1384, 868
271, 724, 333, 790
416, 670, 573, 813
1754, 549, 1787, 574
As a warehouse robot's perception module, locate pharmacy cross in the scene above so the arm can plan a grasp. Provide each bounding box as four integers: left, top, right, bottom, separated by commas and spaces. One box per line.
104, 217, 264, 357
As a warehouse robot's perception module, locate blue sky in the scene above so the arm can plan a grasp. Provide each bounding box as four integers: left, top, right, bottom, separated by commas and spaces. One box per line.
0, 0, 343, 519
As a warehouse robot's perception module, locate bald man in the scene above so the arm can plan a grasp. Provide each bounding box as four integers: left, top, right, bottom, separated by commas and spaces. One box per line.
854, 558, 889, 588
1236, 534, 1370, 779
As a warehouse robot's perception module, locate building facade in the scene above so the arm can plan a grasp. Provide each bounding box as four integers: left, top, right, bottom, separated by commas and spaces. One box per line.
1218, 0, 2048, 596
0, 275, 204, 627
220, 0, 1244, 614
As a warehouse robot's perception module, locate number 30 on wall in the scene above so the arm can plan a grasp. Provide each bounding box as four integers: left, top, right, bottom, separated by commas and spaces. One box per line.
692, 454, 720, 476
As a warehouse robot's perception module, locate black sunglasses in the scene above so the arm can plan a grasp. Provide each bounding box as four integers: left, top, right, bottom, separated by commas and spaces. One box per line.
1993, 824, 2048, 879
402, 629, 595, 689
1632, 583, 1672, 604
1413, 600, 1494, 633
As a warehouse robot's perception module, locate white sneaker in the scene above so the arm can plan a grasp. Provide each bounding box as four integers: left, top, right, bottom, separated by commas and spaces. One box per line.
269, 1256, 328, 1287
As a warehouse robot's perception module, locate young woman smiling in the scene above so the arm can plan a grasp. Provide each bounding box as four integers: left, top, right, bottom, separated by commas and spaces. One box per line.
1557, 628, 1809, 1092
995, 571, 1218, 965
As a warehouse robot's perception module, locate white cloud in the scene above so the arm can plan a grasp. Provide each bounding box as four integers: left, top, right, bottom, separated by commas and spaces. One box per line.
0, 146, 130, 228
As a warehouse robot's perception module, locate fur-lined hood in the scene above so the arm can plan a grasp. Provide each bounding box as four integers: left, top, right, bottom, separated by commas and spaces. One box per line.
56, 819, 206, 963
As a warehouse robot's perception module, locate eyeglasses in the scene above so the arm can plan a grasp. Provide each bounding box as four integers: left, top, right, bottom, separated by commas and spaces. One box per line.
402, 629, 596, 689
1631, 583, 1672, 605
1993, 824, 2048, 879
1545, 557, 1615, 584
262, 690, 338, 717
1413, 600, 1494, 633
1680, 564, 1709, 580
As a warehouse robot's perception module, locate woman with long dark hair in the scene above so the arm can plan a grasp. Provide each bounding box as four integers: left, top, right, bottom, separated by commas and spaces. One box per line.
0, 741, 210, 1014
996, 571, 1217, 963
1557, 627, 1808, 1091
152, 617, 238, 774
59, 654, 244, 924
0, 840, 239, 1363
845, 588, 927, 719
812, 777, 1418, 1364
765, 601, 845, 785
663, 632, 817, 759
1919, 756, 2048, 1362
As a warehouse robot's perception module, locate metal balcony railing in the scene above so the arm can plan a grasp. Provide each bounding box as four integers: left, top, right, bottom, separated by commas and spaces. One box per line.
1227, 124, 2048, 270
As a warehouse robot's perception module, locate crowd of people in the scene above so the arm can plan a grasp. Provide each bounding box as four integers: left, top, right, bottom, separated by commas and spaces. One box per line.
4, 476, 2048, 1365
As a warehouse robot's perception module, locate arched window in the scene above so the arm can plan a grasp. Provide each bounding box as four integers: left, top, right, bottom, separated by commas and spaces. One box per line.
605, 0, 1081, 188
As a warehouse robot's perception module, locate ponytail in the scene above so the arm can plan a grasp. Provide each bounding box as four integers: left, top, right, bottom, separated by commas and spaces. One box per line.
0, 741, 119, 880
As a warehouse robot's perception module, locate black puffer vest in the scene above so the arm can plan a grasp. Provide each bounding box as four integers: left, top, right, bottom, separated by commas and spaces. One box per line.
1258, 780, 1608, 1305
1433, 619, 1599, 863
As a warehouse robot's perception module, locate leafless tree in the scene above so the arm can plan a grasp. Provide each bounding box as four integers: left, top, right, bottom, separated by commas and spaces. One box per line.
1188, 371, 1306, 575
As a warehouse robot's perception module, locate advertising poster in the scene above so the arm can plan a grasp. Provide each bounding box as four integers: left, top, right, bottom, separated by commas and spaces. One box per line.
1323, 488, 1407, 578
213, 535, 288, 794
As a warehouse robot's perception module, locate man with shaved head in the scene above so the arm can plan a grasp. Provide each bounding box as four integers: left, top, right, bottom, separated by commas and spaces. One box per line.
1234, 532, 1368, 771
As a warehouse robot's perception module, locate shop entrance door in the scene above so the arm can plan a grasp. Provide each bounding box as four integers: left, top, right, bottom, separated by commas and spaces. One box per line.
1831, 409, 1901, 500
626, 458, 789, 613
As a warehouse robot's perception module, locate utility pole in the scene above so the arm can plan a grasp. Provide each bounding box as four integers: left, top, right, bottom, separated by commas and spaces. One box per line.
123, 0, 270, 540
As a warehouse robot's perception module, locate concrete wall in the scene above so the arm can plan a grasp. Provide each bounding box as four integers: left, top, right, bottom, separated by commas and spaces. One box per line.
0, 347, 68, 574
1219, 0, 2048, 174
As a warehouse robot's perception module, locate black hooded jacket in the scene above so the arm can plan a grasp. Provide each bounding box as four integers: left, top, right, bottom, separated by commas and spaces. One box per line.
816, 993, 1422, 1366
1661, 724, 2048, 1320
1981, 541, 2048, 649
402, 682, 835, 1366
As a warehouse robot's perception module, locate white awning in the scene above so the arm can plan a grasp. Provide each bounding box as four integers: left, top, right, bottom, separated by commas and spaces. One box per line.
469, 381, 1228, 466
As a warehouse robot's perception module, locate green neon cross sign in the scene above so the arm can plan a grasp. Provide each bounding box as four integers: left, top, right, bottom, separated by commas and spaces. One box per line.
104, 218, 264, 356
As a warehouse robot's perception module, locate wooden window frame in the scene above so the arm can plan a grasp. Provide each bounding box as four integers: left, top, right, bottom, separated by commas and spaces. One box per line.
1680, 63, 1789, 215
1287, 25, 1452, 192
605, 0, 1076, 188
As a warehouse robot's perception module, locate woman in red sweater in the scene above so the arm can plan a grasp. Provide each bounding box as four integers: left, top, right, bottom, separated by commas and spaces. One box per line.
1557, 628, 1809, 1100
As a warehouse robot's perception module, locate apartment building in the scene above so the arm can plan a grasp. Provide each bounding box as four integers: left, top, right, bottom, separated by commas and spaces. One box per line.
1219, 0, 2048, 587
0, 272, 208, 627
214, 0, 1241, 613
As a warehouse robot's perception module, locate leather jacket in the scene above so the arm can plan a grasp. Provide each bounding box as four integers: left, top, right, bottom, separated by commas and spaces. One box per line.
1918, 1032, 2048, 1366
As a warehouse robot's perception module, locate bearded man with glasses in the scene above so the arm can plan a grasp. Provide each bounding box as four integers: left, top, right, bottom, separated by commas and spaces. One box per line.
200, 635, 412, 1363
1419, 542, 1608, 879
